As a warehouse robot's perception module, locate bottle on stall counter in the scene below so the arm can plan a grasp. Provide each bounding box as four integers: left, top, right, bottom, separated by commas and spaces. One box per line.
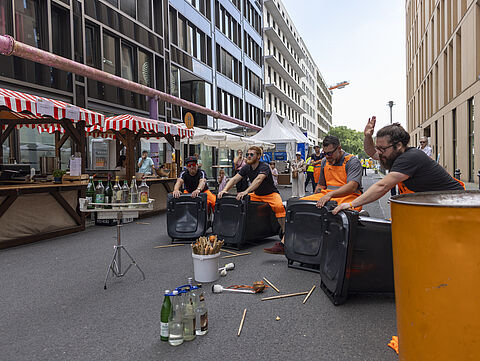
95, 180, 105, 208
122, 180, 130, 203
195, 284, 208, 335
112, 176, 122, 208
104, 174, 113, 209
182, 289, 196, 341
160, 290, 171, 342
86, 176, 95, 209
168, 290, 184, 346
138, 176, 150, 203
130, 176, 138, 205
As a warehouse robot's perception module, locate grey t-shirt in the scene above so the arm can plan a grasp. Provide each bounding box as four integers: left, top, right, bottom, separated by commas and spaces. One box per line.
318, 152, 363, 192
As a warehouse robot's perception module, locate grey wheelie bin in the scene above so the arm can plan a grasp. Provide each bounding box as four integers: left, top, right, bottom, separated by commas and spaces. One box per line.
167, 193, 208, 242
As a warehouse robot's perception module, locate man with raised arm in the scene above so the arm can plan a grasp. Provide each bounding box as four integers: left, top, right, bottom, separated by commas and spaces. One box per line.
332, 117, 465, 215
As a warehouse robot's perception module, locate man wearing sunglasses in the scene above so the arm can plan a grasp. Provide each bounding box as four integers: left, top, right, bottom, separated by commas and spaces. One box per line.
417, 136, 433, 158
218, 146, 285, 249
332, 118, 465, 215
301, 135, 363, 210
173, 156, 216, 213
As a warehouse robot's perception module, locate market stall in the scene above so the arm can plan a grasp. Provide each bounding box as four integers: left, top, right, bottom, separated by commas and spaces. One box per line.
0, 87, 104, 249
86, 114, 194, 215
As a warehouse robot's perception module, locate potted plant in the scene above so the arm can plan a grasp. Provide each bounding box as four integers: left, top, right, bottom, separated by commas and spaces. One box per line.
52, 169, 65, 183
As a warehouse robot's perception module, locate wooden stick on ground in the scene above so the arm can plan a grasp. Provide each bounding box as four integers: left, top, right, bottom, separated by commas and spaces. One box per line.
302, 285, 316, 304
221, 252, 252, 259
221, 249, 240, 255
263, 277, 280, 293
261, 291, 309, 301
237, 308, 247, 337
154, 244, 185, 249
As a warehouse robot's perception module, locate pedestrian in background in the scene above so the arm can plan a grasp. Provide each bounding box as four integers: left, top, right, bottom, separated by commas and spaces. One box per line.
270, 161, 279, 186
305, 153, 316, 192
217, 168, 228, 193
291, 152, 306, 198
234, 149, 248, 192
418, 136, 433, 158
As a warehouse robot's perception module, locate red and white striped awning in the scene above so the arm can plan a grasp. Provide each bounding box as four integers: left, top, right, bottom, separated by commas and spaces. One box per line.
85, 114, 194, 139
0, 87, 104, 125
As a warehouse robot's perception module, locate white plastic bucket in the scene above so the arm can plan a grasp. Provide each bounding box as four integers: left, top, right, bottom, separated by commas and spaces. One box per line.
192, 252, 220, 283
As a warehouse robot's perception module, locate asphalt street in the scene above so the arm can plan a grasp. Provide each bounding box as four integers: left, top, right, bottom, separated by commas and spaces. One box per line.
0, 169, 398, 361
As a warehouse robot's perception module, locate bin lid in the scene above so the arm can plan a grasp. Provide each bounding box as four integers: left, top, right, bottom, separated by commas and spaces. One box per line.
391, 190, 480, 208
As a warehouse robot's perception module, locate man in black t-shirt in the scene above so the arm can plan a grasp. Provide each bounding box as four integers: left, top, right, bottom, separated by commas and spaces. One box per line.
173, 156, 216, 212
218, 146, 285, 248
333, 119, 464, 214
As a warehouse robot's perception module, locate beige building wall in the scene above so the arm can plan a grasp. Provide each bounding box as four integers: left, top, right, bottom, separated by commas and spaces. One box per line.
406, 0, 480, 183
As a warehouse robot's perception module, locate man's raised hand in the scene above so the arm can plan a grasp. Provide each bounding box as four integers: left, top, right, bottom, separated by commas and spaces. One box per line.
364, 116, 376, 137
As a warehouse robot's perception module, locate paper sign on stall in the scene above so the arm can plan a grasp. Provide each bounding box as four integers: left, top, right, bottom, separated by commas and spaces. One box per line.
36, 99, 55, 116
174, 141, 181, 150
66, 105, 80, 121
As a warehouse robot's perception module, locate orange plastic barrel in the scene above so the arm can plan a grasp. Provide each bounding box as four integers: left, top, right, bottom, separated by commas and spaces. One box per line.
390, 191, 480, 361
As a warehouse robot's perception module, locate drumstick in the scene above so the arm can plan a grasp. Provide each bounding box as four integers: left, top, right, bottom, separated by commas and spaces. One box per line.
221, 252, 251, 259
302, 285, 316, 304
261, 291, 308, 301
237, 308, 247, 336
154, 244, 185, 249
263, 277, 280, 293
221, 249, 240, 255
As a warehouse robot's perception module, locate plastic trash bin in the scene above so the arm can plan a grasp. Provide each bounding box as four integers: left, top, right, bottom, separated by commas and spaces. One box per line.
212, 195, 281, 249
318, 211, 394, 305
390, 191, 480, 361
167, 193, 208, 241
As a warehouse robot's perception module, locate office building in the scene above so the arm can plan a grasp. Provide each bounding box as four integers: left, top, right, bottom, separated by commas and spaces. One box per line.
263, 0, 332, 144
406, 0, 479, 183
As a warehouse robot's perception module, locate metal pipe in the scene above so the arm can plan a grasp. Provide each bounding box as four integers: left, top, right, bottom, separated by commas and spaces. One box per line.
0, 35, 261, 131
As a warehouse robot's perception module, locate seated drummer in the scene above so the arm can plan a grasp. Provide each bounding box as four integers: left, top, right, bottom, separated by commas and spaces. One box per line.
301, 135, 363, 210
218, 145, 285, 236
173, 156, 216, 213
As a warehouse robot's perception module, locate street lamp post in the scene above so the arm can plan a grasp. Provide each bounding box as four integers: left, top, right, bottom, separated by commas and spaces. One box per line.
387, 101, 395, 124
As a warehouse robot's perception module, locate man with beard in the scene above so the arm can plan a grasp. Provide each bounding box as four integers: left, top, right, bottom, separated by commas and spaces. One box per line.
218, 146, 285, 253
301, 135, 363, 211
173, 156, 216, 213
332, 119, 465, 215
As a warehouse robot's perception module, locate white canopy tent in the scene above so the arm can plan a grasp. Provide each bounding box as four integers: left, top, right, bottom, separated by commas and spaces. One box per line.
249, 112, 298, 160
281, 118, 312, 145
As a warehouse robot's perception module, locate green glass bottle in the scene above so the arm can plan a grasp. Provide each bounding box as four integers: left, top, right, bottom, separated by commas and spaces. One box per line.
161, 290, 171, 342
104, 174, 113, 209
86, 176, 95, 209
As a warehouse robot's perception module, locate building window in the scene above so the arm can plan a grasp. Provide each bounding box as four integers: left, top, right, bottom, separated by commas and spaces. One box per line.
215, 1, 241, 47
0, 0, 13, 35
14, 0, 47, 49
245, 68, 262, 97
468, 97, 475, 182
169, 7, 177, 45
452, 108, 457, 172
137, 0, 152, 28
121, 43, 135, 81
103, 33, 118, 75
138, 49, 151, 87
121, 0, 136, 18
216, 44, 241, 85
85, 23, 100, 68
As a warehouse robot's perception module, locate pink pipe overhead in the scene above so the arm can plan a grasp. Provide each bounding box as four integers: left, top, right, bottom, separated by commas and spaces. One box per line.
0, 35, 261, 131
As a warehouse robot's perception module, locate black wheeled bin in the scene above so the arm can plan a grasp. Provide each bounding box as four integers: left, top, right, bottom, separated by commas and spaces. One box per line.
167, 193, 208, 242
318, 211, 394, 305
284, 198, 338, 272
212, 195, 281, 249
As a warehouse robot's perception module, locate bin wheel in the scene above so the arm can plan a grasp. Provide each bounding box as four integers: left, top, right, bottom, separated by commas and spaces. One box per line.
288, 260, 293, 266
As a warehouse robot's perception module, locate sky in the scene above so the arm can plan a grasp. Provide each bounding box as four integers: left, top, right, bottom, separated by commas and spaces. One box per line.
281, 0, 406, 132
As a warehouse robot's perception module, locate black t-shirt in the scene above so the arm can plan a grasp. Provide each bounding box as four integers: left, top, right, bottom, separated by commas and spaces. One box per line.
180, 169, 208, 193
391, 147, 464, 192
238, 161, 279, 196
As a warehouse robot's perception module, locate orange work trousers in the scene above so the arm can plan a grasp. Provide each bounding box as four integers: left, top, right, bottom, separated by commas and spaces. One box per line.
249, 192, 286, 218
184, 189, 216, 213
301, 189, 362, 211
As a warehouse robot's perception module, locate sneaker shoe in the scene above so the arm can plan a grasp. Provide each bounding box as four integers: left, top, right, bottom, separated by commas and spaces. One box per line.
263, 242, 285, 255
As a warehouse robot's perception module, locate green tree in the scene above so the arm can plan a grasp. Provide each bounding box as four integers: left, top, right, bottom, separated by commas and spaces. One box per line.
328, 126, 368, 159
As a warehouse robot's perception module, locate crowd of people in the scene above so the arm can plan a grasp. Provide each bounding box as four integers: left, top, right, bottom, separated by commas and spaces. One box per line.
170, 118, 466, 255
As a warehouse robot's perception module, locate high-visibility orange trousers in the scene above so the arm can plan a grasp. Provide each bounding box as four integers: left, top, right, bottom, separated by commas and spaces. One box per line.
249, 192, 285, 218
313, 166, 322, 184
184, 189, 216, 213
301, 189, 362, 211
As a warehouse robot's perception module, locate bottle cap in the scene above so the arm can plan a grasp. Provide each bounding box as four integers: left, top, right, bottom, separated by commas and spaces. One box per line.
165, 290, 170, 294
172, 290, 178, 295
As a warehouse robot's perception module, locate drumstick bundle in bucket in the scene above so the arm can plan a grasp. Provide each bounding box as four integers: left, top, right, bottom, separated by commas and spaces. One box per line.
191, 235, 224, 255
191, 235, 224, 283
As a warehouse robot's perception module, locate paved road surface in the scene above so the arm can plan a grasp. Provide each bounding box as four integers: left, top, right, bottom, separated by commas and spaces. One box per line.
0, 170, 397, 361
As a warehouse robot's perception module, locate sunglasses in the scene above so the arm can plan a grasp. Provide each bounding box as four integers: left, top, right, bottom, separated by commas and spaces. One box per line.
246, 152, 256, 157
375, 142, 398, 153
323, 146, 338, 156
186, 163, 197, 168
420, 141, 426, 144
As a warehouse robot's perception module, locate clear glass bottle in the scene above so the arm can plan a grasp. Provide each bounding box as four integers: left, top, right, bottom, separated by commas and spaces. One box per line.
122, 180, 130, 204
95, 180, 105, 209
138, 176, 150, 203
195, 284, 208, 335
86, 176, 95, 209
129, 176, 138, 205
168, 290, 184, 346
161, 290, 171, 342
112, 176, 122, 209
182, 288, 196, 341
